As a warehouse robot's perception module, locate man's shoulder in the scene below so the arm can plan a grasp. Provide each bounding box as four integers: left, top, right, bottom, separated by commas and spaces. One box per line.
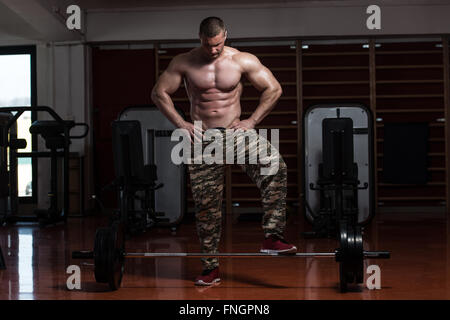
226, 47, 253, 58
227, 47, 257, 60
224, 46, 241, 54
168, 50, 195, 72
229, 49, 260, 70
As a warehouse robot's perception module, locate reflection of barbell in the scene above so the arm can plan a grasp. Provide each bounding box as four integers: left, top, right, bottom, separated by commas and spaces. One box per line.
72, 221, 390, 292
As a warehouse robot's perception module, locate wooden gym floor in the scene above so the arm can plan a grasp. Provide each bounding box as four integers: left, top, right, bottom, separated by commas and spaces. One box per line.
0, 210, 448, 300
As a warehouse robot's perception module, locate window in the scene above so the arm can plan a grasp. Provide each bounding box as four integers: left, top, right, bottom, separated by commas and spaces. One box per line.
0, 46, 36, 202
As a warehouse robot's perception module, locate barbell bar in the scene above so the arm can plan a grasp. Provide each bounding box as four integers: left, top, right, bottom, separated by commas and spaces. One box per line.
72, 221, 390, 292
73, 251, 389, 259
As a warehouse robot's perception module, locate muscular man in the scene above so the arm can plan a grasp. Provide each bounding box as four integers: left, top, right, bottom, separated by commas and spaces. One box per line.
151, 17, 297, 286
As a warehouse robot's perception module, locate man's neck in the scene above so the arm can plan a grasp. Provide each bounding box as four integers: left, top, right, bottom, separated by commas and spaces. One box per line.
197, 47, 226, 64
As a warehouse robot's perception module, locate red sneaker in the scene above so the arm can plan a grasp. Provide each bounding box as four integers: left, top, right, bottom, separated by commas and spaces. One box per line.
195, 267, 221, 286
260, 235, 297, 254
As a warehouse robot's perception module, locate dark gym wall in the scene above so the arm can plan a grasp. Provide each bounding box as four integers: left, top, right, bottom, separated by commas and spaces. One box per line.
92, 48, 156, 206
300, 40, 446, 209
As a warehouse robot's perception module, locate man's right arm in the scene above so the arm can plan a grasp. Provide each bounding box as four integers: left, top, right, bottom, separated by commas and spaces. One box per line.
151, 55, 186, 128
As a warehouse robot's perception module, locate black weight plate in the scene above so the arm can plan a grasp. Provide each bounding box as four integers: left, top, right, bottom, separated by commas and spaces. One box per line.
338, 220, 348, 262
338, 221, 350, 292
108, 222, 125, 291
94, 227, 111, 283
345, 224, 356, 284
354, 226, 364, 284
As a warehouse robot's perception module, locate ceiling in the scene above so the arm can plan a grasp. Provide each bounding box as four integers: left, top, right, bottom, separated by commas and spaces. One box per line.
76, 0, 333, 10
74, 0, 450, 11
1, 0, 450, 43
0, 2, 41, 39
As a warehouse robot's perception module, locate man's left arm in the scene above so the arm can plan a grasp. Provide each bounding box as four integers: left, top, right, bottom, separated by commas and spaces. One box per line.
230, 52, 283, 130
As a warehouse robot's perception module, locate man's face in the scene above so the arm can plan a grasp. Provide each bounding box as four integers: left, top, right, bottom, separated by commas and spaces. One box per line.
200, 31, 227, 60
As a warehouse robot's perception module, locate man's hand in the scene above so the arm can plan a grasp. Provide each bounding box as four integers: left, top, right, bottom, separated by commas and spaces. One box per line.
229, 118, 257, 131
179, 121, 204, 143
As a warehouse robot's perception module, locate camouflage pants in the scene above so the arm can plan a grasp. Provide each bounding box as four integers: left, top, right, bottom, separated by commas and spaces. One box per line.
188, 128, 288, 270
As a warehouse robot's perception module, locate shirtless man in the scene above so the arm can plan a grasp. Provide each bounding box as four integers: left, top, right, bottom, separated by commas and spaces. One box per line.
151, 17, 297, 286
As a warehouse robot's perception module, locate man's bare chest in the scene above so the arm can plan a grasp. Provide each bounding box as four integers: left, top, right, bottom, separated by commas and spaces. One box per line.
184, 61, 242, 92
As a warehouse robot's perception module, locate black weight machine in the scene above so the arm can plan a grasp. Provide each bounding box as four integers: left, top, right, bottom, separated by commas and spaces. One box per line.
304, 118, 367, 238
94, 105, 186, 236
0, 106, 89, 227
303, 104, 374, 239
107, 120, 167, 235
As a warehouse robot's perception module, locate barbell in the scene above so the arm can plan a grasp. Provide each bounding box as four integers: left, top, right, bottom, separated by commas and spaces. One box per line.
72, 221, 390, 292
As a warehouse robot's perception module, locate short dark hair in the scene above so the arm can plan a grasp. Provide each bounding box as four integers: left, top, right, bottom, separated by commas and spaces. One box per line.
199, 17, 226, 37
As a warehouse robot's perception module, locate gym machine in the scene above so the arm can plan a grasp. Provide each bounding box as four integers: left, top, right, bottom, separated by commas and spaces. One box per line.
109, 119, 166, 235
0, 106, 89, 226
117, 105, 186, 228
95, 105, 187, 235
303, 103, 375, 238
94, 105, 186, 235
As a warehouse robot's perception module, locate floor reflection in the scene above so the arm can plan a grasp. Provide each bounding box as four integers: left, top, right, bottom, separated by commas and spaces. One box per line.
18, 228, 34, 299
0, 213, 448, 299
